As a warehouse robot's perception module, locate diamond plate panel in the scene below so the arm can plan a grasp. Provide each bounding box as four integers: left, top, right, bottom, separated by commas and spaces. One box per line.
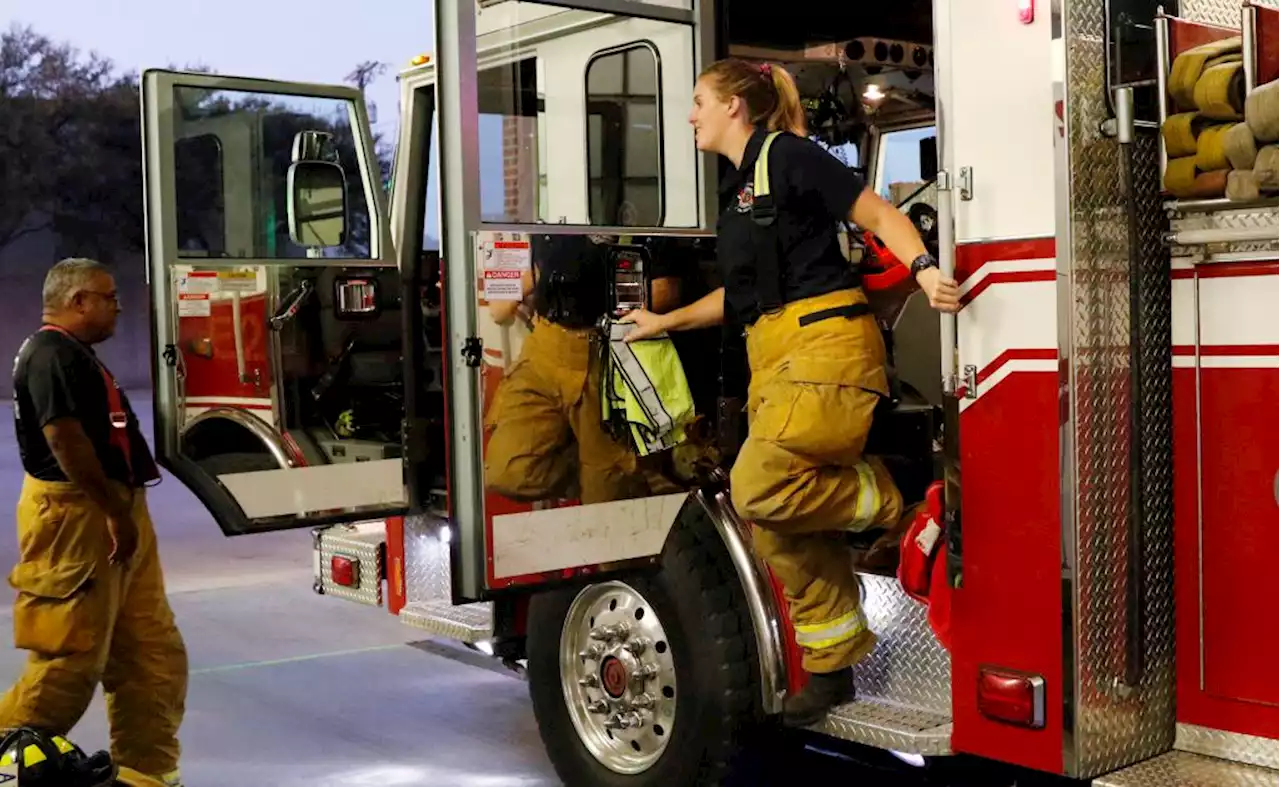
811, 697, 953, 756
1176, 724, 1280, 770
1062, 0, 1177, 777
1169, 203, 1280, 259
404, 512, 452, 604
852, 574, 951, 716
1180, 0, 1278, 29
315, 525, 384, 606
1092, 751, 1279, 787
400, 599, 494, 642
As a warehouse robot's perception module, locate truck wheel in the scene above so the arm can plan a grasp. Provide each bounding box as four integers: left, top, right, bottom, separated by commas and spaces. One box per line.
526, 516, 759, 786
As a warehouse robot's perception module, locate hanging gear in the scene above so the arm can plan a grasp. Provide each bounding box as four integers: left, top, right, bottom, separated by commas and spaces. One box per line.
0, 727, 118, 786
599, 321, 697, 456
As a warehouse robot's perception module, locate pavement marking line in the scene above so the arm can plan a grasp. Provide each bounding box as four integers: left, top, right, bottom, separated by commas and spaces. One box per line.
189, 643, 413, 675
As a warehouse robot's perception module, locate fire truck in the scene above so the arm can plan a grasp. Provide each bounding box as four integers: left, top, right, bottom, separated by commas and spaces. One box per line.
136, 0, 1278, 783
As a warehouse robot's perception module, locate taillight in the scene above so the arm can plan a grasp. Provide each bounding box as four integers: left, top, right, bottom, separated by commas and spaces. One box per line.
977, 667, 1045, 728
331, 556, 359, 587
1018, 0, 1035, 24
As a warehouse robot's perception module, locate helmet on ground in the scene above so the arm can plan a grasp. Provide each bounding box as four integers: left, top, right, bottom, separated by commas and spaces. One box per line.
0, 727, 117, 786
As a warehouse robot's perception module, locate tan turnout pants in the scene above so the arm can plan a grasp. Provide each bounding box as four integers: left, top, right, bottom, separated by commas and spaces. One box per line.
484, 317, 655, 504
730, 288, 904, 674
0, 476, 187, 779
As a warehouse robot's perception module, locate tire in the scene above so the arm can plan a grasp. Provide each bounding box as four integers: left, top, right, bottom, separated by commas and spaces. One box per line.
526, 509, 760, 786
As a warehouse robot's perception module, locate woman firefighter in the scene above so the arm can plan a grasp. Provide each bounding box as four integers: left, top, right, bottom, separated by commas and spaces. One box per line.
484, 233, 683, 505
620, 58, 961, 726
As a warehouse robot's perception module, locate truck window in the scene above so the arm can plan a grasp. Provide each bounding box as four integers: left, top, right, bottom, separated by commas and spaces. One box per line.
172, 87, 376, 260
471, 1, 698, 227
479, 58, 543, 223
174, 134, 226, 257
875, 125, 938, 207
585, 43, 663, 226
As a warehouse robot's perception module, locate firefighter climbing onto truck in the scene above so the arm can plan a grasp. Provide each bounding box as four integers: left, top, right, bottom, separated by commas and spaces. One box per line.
483, 233, 689, 504
619, 56, 960, 726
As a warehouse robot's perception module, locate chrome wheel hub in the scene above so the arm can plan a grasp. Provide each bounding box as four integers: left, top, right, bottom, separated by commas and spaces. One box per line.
560, 581, 678, 775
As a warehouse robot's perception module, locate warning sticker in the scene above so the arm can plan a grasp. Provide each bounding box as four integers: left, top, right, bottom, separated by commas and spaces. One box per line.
178, 293, 211, 317
481, 239, 531, 302
178, 270, 218, 295
217, 270, 257, 292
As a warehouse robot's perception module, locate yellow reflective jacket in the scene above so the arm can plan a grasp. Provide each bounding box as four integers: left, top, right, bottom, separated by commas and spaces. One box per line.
600, 321, 695, 456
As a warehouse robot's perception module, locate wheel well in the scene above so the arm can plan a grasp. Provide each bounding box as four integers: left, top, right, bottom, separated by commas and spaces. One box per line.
180, 409, 290, 474
497, 490, 790, 715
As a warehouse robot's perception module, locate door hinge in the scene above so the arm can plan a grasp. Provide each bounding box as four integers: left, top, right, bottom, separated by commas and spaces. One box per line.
162, 344, 178, 367
462, 337, 483, 368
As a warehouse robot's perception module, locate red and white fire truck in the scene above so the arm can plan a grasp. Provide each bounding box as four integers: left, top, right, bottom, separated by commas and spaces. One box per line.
136, 0, 1278, 783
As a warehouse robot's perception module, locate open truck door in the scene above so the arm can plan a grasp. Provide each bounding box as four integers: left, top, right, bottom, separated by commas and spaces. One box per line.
141, 71, 438, 535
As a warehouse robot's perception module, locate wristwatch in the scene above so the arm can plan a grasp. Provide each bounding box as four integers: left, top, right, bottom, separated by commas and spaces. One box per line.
909, 253, 939, 279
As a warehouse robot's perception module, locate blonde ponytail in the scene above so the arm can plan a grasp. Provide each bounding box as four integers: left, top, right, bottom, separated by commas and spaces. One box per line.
767, 65, 807, 137
700, 58, 809, 137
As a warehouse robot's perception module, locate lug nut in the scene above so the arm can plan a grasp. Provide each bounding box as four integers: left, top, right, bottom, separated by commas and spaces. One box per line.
601, 623, 631, 640
604, 713, 642, 730
618, 712, 643, 729
579, 674, 600, 688
624, 637, 651, 655
632, 664, 660, 682
631, 692, 655, 710
579, 643, 605, 659
587, 699, 609, 715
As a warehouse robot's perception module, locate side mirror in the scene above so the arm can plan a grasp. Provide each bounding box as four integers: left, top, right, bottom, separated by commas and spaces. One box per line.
287, 160, 348, 248
919, 136, 939, 184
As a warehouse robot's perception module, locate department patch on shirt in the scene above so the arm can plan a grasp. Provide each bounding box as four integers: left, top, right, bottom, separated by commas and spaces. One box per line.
735, 182, 754, 213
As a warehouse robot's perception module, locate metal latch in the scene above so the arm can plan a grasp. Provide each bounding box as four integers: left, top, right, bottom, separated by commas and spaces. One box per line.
462, 337, 483, 368
963, 364, 977, 400
958, 167, 974, 202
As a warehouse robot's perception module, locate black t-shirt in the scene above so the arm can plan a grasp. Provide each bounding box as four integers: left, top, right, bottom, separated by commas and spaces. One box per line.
716, 127, 867, 326
529, 234, 679, 328
12, 329, 157, 486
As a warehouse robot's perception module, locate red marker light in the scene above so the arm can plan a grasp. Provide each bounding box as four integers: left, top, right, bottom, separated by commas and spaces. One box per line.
331, 556, 359, 587
977, 667, 1045, 728
1018, 0, 1035, 24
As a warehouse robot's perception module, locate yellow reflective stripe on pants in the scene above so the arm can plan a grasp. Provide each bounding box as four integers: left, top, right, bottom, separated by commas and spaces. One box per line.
851, 460, 882, 529
793, 607, 869, 651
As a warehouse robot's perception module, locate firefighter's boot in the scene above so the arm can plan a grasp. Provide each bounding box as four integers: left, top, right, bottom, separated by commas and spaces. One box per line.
783, 667, 856, 727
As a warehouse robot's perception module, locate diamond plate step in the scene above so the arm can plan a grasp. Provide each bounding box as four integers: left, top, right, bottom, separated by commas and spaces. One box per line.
399, 600, 493, 643
808, 697, 951, 756
1093, 752, 1279, 787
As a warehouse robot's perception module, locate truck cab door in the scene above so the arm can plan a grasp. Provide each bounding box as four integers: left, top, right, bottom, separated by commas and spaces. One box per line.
141, 70, 422, 535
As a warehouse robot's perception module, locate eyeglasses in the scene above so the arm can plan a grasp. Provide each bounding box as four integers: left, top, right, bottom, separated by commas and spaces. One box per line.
81, 290, 120, 305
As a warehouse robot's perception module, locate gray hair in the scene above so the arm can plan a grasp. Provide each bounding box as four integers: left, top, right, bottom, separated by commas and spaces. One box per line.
42, 258, 110, 311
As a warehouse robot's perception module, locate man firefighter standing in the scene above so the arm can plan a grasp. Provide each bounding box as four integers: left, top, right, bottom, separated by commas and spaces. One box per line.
622, 59, 961, 726
1, 258, 188, 786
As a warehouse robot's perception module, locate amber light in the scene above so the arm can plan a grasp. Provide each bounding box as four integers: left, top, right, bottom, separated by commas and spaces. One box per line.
977, 667, 1045, 729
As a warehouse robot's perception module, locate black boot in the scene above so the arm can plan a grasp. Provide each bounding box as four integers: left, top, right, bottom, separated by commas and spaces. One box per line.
783, 667, 856, 727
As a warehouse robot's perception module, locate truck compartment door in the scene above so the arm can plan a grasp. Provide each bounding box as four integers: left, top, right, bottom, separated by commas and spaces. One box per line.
141, 70, 416, 535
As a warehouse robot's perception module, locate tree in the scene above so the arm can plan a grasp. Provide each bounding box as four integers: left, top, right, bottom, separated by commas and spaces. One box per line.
0, 26, 395, 266
0, 24, 144, 263
344, 60, 394, 188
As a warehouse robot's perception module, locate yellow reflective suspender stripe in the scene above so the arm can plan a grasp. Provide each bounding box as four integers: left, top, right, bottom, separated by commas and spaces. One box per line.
851, 460, 883, 529
754, 131, 782, 202
793, 607, 869, 650
22, 743, 47, 767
